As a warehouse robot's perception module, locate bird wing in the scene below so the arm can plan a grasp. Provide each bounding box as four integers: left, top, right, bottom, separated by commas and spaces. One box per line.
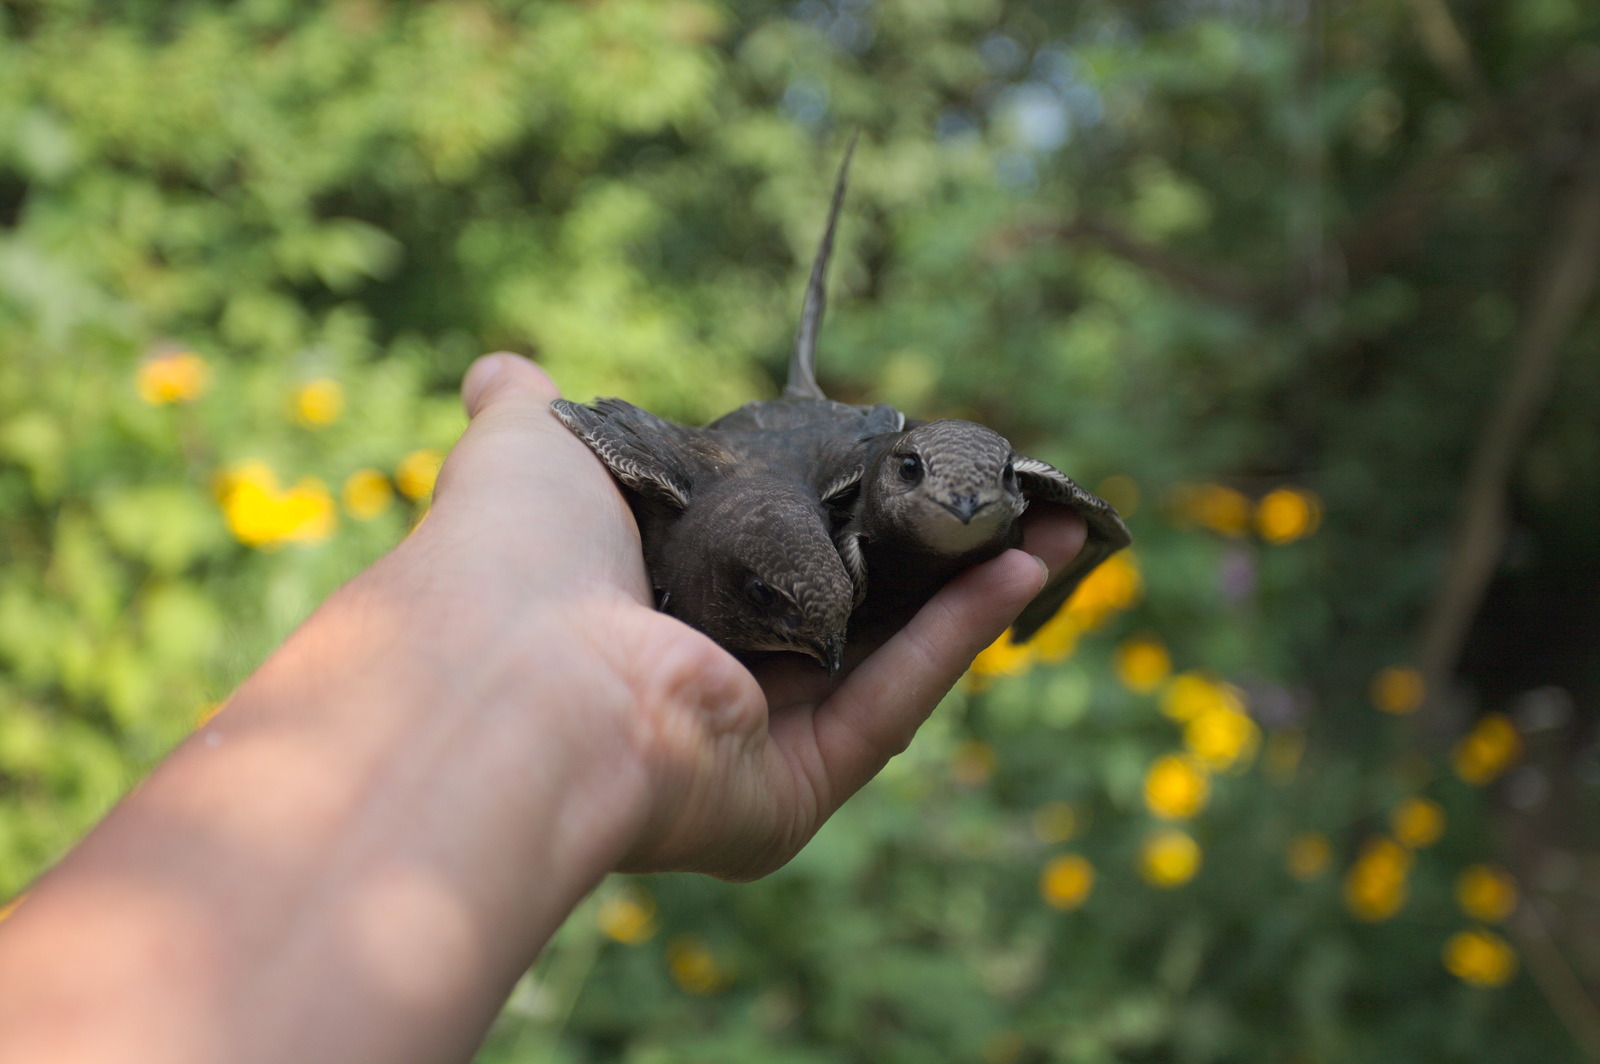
836, 528, 867, 607
550, 398, 703, 511
1008, 454, 1133, 643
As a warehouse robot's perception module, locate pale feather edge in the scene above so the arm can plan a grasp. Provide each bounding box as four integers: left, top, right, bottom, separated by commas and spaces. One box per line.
549, 400, 692, 511
836, 529, 868, 608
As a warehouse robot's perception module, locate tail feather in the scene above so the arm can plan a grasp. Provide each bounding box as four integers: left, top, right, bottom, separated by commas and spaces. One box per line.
785, 135, 858, 400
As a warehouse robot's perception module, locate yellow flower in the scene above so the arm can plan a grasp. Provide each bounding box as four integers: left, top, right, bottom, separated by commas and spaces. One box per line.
294, 378, 345, 428
278, 478, 337, 543
1144, 754, 1211, 819
1344, 837, 1412, 921
1371, 666, 1424, 715
217, 461, 285, 547
951, 740, 998, 787
666, 935, 729, 994
1141, 828, 1201, 888
1255, 487, 1321, 544
1457, 865, 1517, 923
1443, 928, 1517, 987
194, 701, 225, 726
1063, 551, 1142, 629
968, 632, 1034, 687
1452, 714, 1521, 785
1286, 832, 1332, 881
224, 481, 281, 545
1031, 801, 1081, 844
216, 462, 337, 548
1115, 635, 1171, 693
1184, 703, 1260, 771
1391, 797, 1445, 849
396, 448, 445, 500
342, 468, 395, 520
1160, 671, 1232, 722
136, 349, 210, 405
1029, 611, 1079, 664
1174, 483, 1250, 537
596, 883, 658, 944
1039, 854, 1095, 910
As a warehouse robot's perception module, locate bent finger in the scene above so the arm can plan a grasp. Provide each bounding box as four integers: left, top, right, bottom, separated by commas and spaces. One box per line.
1018, 504, 1088, 581
806, 548, 1050, 804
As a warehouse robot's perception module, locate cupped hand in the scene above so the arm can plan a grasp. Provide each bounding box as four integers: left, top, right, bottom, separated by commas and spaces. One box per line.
434, 353, 1086, 881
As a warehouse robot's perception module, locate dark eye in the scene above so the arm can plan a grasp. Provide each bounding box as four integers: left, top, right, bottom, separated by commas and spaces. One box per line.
898, 453, 924, 484
743, 576, 778, 609
1003, 460, 1016, 486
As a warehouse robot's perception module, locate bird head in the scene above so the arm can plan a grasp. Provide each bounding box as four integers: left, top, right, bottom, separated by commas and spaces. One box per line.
866, 419, 1027, 554
656, 479, 854, 675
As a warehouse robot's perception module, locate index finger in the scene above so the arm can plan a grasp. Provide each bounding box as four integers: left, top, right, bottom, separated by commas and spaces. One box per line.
804, 508, 1086, 806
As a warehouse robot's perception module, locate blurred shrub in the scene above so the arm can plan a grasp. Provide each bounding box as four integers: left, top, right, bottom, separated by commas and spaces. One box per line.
4, 0, 1598, 1061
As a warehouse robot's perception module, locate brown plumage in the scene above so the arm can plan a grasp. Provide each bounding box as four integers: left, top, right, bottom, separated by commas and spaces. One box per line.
551, 139, 891, 673
773, 142, 1132, 643
551, 138, 1131, 669
846, 418, 1131, 642
550, 397, 858, 674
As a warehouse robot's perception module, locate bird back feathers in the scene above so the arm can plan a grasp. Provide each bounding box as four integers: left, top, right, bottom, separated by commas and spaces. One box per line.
550, 140, 1131, 668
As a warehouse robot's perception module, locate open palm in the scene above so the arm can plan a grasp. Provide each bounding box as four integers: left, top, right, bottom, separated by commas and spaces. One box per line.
442, 354, 1085, 881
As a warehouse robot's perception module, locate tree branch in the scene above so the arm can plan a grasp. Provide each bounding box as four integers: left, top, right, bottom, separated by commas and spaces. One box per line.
1012, 64, 1600, 319
1416, 150, 1600, 719
1335, 61, 1600, 289
1407, 0, 1495, 113
1034, 218, 1259, 309
1512, 902, 1600, 1063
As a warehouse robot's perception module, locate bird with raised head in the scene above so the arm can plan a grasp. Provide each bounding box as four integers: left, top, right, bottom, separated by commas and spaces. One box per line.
846, 417, 1130, 641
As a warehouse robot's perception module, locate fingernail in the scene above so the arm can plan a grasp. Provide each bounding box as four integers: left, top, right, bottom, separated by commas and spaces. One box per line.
1029, 553, 1051, 592
461, 354, 507, 415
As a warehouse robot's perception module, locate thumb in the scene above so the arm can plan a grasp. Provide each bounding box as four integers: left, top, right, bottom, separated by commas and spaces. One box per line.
461, 352, 560, 418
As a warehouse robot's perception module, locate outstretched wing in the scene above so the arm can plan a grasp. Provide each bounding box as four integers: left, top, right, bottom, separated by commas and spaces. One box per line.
550, 398, 697, 511
1008, 454, 1133, 644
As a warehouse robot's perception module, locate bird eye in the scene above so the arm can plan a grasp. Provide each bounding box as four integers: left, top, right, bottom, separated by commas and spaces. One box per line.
1003, 460, 1016, 485
898, 453, 924, 484
743, 576, 779, 609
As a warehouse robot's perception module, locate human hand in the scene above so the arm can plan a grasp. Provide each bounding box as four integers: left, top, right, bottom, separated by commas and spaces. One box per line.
0, 352, 1086, 1064
439, 353, 1087, 881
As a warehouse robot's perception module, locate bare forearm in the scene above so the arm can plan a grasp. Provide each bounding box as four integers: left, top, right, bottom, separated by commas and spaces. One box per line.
0, 352, 1087, 1063
0, 542, 651, 1064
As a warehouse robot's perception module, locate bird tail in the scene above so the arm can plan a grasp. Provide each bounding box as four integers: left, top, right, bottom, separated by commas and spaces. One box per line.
785, 134, 858, 401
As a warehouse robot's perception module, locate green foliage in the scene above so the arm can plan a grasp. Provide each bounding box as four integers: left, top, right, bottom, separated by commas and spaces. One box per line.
3, 0, 1597, 1061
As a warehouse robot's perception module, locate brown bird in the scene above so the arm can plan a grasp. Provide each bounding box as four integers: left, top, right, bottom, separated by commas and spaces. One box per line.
549, 396, 859, 674
553, 138, 1130, 666
770, 141, 1131, 642
845, 418, 1132, 641
551, 139, 895, 673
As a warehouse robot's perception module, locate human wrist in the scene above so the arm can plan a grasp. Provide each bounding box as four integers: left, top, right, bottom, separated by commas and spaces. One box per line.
318, 544, 661, 889
0, 549, 662, 1064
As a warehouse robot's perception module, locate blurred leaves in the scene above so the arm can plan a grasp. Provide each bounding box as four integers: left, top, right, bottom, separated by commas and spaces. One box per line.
4, 0, 1599, 1061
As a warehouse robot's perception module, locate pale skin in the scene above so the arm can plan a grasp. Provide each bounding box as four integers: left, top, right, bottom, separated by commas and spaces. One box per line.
0, 353, 1086, 1064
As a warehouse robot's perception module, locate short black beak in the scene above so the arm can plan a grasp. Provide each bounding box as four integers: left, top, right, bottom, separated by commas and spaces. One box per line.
807, 635, 847, 678
939, 493, 984, 524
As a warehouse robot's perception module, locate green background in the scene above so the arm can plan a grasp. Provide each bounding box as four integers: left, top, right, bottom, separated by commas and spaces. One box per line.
2, 0, 1597, 1060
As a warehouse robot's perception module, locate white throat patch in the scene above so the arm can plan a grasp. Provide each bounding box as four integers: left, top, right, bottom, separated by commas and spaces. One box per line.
910, 502, 1010, 554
